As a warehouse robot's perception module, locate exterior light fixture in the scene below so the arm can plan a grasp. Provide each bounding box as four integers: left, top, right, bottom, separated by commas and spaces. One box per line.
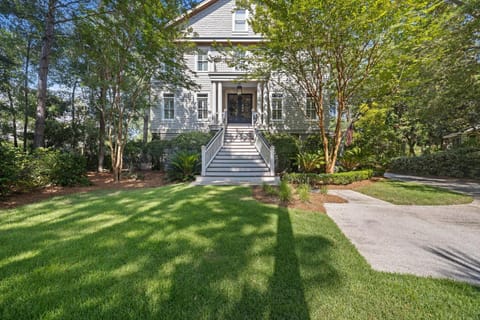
237, 85, 243, 96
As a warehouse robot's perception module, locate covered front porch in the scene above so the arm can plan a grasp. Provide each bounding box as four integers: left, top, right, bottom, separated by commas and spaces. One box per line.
208, 79, 264, 127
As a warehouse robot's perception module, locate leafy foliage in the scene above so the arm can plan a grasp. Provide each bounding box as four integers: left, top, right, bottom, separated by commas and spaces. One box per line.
145, 140, 169, 171
0, 143, 89, 196
278, 180, 293, 203
338, 147, 365, 172
389, 147, 480, 179
170, 131, 213, 154
296, 151, 325, 173
50, 152, 90, 187
264, 133, 299, 173
168, 151, 200, 182
284, 170, 373, 187
296, 184, 310, 203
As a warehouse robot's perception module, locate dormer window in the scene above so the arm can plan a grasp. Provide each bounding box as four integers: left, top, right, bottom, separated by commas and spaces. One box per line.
197, 54, 208, 72
233, 9, 247, 32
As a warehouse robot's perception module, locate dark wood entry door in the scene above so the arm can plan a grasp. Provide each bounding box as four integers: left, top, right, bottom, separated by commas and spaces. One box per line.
227, 94, 253, 123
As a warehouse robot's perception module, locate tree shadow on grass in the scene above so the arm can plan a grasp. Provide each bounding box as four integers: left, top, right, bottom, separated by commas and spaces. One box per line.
0, 185, 339, 319
424, 246, 480, 287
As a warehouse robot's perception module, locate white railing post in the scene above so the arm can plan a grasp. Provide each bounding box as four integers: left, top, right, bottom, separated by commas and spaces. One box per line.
201, 145, 206, 176
270, 146, 275, 176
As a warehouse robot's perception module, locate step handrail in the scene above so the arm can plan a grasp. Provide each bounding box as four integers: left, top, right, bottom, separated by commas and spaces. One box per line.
254, 129, 275, 176
201, 126, 225, 176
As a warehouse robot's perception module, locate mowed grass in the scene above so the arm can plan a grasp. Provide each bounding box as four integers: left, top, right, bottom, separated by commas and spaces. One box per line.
0, 185, 478, 320
356, 180, 473, 205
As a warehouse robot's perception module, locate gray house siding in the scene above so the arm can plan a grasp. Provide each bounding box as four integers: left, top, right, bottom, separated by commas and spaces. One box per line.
150, 0, 320, 138
186, 0, 259, 39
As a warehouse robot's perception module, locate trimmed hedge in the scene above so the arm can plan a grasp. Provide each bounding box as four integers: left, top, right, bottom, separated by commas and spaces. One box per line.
389, 147, 480, 179
283, 169, 373, 186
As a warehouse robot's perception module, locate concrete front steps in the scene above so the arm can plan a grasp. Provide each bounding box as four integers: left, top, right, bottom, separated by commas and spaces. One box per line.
194, 124, 279, 186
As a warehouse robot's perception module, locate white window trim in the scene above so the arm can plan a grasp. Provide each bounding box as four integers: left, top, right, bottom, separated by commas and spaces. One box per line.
196, 93, 209, 122
196, 53, 209, 72
232, 9, 248, 34
306, 96, 318, 121
163, 93, 175, 122
271, 93, 284, 122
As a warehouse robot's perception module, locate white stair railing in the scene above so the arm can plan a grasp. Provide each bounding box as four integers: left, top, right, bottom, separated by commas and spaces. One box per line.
201, 112, 226, 176
254, 129, 275, 176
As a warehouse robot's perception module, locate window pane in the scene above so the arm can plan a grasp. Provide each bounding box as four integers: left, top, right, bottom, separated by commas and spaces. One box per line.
272, 94, 283, 120
306, 96, 317, 119
197, 94, 208, 120
197, 54, 208, 71
164, 94, 174, 120
234, 9, 247, 31
236, 9, 246, 19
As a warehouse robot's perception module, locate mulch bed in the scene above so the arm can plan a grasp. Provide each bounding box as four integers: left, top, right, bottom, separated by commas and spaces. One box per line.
0, 171, 168, 209
252, 185, 347, 213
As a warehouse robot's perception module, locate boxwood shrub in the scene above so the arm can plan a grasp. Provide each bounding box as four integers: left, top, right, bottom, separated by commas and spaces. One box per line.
283, 169, 373, 187
389, 147, 480, 179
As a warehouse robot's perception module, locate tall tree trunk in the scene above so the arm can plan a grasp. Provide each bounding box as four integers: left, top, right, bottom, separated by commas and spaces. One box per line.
97, 86, 106, 172
143, 106, 149, 145
71, 80, 77, 149
7, 89, 18, 147
34, 0, 56, 149
23, 38, 32, 152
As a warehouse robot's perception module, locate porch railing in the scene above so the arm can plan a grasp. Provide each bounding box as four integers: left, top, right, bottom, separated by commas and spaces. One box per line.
254, 129, 275, 176
201, 111, 227, 176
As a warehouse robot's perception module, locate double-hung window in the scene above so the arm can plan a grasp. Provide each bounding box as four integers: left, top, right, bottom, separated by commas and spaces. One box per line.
306, 96, 317, 119
197, 93, 208, 120
233, 9, 247, 32
163, 93, 175, 120
271, 93, 283, 121
197, 54, 208, 72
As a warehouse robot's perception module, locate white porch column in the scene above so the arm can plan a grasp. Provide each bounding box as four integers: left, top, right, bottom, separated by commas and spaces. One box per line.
211, 81, 217, 124
218, 81, 223, 124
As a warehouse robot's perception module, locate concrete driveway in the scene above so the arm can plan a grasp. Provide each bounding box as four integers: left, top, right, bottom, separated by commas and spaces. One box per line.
325, 190, 480, 286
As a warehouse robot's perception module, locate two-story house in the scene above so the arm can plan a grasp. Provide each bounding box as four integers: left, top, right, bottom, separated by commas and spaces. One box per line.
150, 0, 319, 183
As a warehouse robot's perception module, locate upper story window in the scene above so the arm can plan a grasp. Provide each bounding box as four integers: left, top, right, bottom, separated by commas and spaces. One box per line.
197, 53, 208, 72
306, 96, 317, 119
271, 93, 283, 121
163, 93, 175, 120
197, 93, 208, 120
233, 9, 248, 32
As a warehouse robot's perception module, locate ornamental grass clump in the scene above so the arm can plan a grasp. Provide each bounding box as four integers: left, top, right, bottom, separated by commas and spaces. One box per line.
279, 180, 293, 203
297, 184, 311, 203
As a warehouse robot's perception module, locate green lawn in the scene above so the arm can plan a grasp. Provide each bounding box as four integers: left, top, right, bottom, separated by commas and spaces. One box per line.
356, 180, 473, 205
0, 185, 478, 319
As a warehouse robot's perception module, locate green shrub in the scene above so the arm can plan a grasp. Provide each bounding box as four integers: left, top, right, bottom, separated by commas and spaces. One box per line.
389, 147, 480, 179
319, 185, 328, 195
0, 144, 90, 197
262, 182, 279, 197
300, 134, 324, 153
264, 133, 299, 173
0, 143, 23, 197
296, 151, 325, 173
339, 146, 364, 171
171, 131, 213, 154
146, 140, 170, 170
124, 141, 145, 170
50, 153, 90, 187
168, 151, 200, 182
296, 184, 310, 203
279, 180, 293, 203
284, 169, 373, 187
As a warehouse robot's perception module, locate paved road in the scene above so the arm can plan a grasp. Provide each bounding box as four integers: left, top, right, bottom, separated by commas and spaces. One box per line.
384, 173, 480, 200
325, 190, 480, 286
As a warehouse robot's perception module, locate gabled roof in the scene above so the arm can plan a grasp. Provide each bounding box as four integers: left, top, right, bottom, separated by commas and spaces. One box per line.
174, 0, 221, 25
